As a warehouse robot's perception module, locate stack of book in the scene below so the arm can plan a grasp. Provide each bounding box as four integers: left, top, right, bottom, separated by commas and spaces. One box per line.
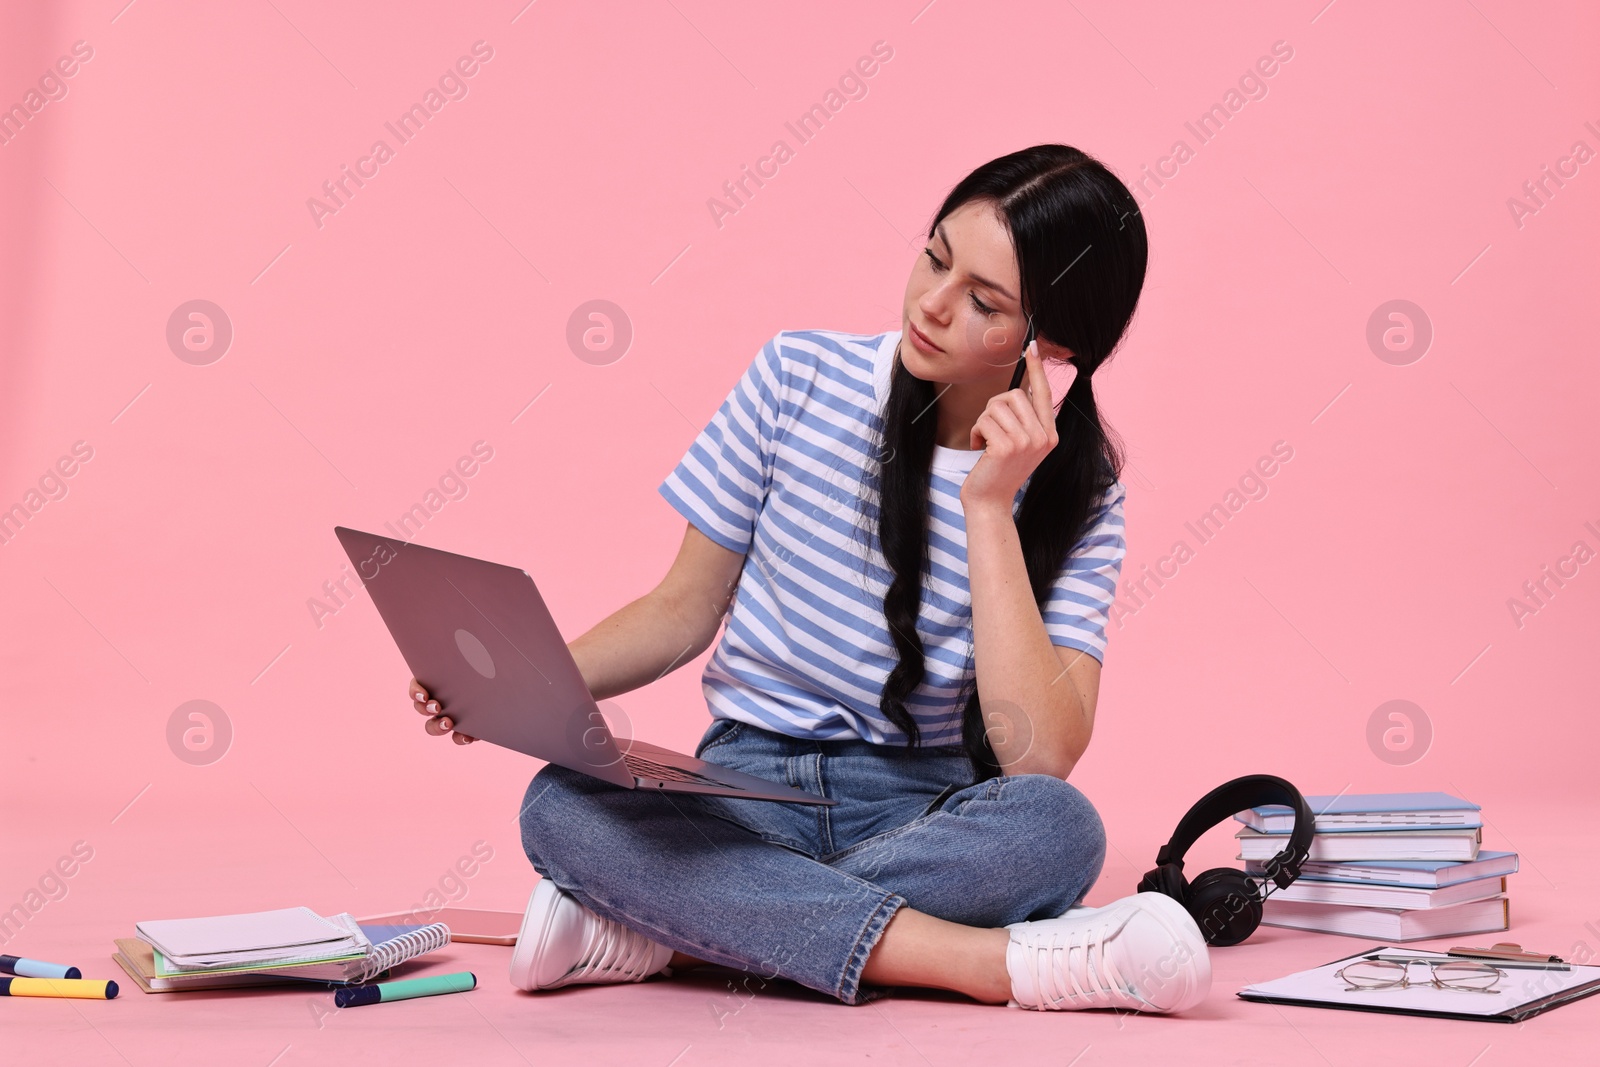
1234, 791, 1517, 942
111, 906, 451, 993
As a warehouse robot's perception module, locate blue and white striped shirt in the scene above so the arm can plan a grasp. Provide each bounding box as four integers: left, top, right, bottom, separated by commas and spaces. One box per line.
657, 328, 1126, 746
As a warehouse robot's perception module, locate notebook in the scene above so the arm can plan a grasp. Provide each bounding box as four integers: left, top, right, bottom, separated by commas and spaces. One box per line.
136, 906, 368, 970
113, 921, 451, 993
1239, 944, 1600, 1022
1235, 791, 1481, 833
114, 939, 315, 994
152, 915, 449, 983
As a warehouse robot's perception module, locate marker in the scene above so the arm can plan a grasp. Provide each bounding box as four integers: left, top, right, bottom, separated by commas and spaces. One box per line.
0, 977, 118, 999
0, 955, 82, 980
334, 970, 475, 1008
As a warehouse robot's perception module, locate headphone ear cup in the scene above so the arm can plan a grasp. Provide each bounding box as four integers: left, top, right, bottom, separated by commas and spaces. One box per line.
1137, 863, 1188, 903
1184, 869, 1262, 947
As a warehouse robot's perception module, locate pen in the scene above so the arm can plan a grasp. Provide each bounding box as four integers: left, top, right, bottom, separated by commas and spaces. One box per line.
1006, 315, 1037, 392
1364, 952, 1570, 972
1447, 941, 1565, 965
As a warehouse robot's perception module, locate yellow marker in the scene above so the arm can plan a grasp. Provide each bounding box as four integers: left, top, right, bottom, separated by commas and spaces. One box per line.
0, 976, 118, 999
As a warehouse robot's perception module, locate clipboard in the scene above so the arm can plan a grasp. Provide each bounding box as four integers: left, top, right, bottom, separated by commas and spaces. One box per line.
1238, 944, 1600, 1023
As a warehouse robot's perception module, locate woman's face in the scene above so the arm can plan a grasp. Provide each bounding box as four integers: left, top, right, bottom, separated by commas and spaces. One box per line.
899, 198, 1027, 386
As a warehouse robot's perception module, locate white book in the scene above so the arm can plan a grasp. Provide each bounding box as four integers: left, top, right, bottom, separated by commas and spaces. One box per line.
1237, 825, 1480, 863
1259, 895, 1509, 942
1235, 791, 1481, 834
1267, 875, 1507, 910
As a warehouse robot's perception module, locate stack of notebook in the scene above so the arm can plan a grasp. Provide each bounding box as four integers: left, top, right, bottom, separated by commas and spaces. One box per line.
1234, 791, 1517, 942
111, 906, 452, 993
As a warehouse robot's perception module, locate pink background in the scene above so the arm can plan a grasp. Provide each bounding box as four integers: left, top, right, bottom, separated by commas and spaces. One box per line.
3, 1, 1596, 1062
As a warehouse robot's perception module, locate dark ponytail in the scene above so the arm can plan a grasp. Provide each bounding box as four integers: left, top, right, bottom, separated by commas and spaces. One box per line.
861, 144, 1144, 780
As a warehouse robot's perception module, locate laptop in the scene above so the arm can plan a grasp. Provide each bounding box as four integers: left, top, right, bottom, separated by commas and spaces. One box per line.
334, 526, 834, 806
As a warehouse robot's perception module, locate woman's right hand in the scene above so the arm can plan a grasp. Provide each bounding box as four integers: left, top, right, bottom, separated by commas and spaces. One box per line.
410, 677, 477, 744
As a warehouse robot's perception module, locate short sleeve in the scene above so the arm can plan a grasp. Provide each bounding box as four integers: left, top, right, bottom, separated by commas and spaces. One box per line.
1041, 480, 1127, 663
656, 334, 786, 555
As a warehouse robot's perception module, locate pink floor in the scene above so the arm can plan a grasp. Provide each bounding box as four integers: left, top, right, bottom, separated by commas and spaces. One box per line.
9, 795, 1598, 1067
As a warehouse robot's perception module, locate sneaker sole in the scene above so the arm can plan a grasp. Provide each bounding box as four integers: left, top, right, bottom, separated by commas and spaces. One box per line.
1121, 892, 1212, 1014
509, 879, 564, 991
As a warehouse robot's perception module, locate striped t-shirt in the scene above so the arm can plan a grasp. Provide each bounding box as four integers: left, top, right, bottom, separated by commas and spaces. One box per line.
657, 328, 1126, 746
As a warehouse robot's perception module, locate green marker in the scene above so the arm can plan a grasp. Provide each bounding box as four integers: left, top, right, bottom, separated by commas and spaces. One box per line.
334, 970, 476, 1008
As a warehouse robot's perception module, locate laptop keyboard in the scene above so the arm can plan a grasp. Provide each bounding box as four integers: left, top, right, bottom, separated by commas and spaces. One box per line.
623, 752, 745, 789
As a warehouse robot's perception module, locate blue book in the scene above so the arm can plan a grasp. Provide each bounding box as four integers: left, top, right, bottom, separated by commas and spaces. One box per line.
1245, 850, 1519, 889
1235, 791, 1481, 834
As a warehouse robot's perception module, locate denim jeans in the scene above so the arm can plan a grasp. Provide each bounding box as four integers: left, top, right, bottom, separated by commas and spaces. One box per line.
517, 717, 1108, 1005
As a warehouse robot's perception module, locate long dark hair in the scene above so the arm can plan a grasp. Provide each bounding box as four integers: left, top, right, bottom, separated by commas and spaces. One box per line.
861, 144, 1144, 779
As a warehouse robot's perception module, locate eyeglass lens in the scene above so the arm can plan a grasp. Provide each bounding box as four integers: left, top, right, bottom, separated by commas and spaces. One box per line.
1338, 959, 1502, 993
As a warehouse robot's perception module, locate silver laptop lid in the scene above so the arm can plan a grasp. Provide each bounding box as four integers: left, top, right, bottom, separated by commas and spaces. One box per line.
334, 526, 636, 787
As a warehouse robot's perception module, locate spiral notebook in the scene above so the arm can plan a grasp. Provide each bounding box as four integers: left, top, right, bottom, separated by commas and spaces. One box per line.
156, 916, 449, 983
117, 914, 451, 991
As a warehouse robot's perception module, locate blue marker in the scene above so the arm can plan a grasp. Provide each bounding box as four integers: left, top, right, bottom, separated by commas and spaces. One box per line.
0, 955, 82, 980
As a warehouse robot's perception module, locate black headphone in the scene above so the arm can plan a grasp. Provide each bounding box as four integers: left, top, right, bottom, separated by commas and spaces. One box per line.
1136, 774, 1314, 947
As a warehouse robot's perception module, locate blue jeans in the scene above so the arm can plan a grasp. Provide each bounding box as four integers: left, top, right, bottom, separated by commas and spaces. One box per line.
517, 717, 1107, 1005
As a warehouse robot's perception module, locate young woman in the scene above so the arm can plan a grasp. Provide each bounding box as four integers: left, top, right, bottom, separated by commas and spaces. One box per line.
410, 144, 1212, 1013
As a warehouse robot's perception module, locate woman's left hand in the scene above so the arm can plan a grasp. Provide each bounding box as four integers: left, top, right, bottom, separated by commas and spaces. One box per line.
960, 340, 1077, 513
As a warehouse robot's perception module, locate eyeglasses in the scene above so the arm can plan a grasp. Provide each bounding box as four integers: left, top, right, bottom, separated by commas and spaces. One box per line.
1334, 957, 1505, 994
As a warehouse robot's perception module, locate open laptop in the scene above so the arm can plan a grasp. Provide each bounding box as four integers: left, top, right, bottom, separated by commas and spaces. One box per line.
334, 526, 833, 806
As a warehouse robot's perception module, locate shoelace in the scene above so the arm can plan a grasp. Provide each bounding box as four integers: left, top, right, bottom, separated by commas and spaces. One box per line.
566, 916, 662, 983
1023, 915, 1133, 1009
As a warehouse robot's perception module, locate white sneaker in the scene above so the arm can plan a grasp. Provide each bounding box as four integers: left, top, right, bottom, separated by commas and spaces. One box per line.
508, 879, 675, 991
1005, 891, 1211, 1014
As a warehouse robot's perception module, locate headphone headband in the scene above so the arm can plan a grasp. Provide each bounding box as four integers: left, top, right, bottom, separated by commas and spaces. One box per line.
1154, 773, 1313, 890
